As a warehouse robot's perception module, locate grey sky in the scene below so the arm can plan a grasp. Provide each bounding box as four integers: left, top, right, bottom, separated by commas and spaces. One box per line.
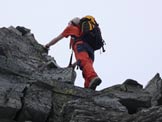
0, 0, 162, 90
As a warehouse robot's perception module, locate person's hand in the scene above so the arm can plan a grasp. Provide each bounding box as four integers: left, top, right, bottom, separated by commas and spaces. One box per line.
44, 44, 50, 49
43, 44, 50, 53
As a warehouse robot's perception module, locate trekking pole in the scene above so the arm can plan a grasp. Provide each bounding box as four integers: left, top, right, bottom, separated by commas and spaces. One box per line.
68, 51, 73, 67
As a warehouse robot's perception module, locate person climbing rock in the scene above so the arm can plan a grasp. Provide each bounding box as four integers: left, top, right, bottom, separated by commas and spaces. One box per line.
44, 17, 102, 90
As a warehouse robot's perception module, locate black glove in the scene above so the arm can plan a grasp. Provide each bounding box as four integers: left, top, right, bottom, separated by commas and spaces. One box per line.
43, 45, 49, 53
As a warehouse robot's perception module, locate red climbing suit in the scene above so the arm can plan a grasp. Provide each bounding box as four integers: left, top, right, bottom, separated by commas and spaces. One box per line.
61, 24, 98, 88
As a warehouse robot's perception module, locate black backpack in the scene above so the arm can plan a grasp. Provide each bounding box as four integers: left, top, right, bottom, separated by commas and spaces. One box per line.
79, 15, 105, 52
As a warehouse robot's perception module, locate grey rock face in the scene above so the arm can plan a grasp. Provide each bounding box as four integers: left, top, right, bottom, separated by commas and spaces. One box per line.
145, 73, 162, 106
16, 84, 52, 122
0, 26, 162, 122
0, 78, 24, 119
0, 27, 76, 83
0, 26, 76, 122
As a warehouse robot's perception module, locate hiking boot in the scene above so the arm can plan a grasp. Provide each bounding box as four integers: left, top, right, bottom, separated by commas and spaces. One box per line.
89, 77, 102, 90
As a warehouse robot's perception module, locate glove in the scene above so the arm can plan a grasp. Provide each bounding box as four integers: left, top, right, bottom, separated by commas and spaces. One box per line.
43, 45, 50, 53
44, 44, 50, 48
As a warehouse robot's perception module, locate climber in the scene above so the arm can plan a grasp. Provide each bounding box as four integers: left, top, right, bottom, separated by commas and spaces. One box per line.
44, 17, 102, 90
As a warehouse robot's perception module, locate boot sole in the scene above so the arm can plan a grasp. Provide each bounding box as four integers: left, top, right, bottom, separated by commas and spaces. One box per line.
89, 79, 102, 90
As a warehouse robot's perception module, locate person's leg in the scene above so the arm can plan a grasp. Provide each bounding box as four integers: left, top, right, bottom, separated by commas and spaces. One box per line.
79, 53, 102, 90
75, 51, 97, 88
73, 43, 101, 90
74, 43, 97, 88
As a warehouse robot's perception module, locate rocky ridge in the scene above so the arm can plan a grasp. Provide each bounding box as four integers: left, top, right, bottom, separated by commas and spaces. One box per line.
0, 26, 162, 122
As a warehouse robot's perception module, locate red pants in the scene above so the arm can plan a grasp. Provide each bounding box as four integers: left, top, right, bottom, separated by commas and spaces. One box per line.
73, 42, 98, 88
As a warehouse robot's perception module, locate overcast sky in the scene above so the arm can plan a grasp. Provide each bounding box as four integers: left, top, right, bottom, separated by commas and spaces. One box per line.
0, 0, 162, 90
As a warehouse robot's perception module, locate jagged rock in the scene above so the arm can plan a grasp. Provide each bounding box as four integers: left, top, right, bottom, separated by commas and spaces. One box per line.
145, 73, 162, 106
8, 26, 22, 36
121, 106, 162, 122
61, 99, 128, 122
0, 73, 27, 119
45, 80, 95, 122
0, 26, 162, 122
16, 26, 31, 36
0, 27, 76, 84
99, 79, 151, 114
0, 26, 76, 122
17, 84, 52, 122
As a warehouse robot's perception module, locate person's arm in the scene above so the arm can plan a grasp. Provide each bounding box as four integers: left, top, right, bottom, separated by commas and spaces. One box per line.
45, 34, 64, 48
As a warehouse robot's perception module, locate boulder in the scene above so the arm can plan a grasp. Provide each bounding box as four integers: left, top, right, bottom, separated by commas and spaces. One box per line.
0, 26, 162, 122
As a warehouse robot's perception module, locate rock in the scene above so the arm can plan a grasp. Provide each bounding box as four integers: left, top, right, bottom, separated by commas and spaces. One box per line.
145, 73, 162, 106
8, 26, 22, 36
16, 26, 30, 36
0, 73, 27, 119
0, 26, 162, 122
121, 106, 162, 122
100, 80, 151, 114
61, 99, 128, 122
0, 26, 76, 122
0, 26, 76, 84
123, 79, 143, 89
17, 84, 52, 122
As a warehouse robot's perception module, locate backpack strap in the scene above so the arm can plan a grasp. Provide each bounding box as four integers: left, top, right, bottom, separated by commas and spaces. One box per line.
101, 40, 106, 52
